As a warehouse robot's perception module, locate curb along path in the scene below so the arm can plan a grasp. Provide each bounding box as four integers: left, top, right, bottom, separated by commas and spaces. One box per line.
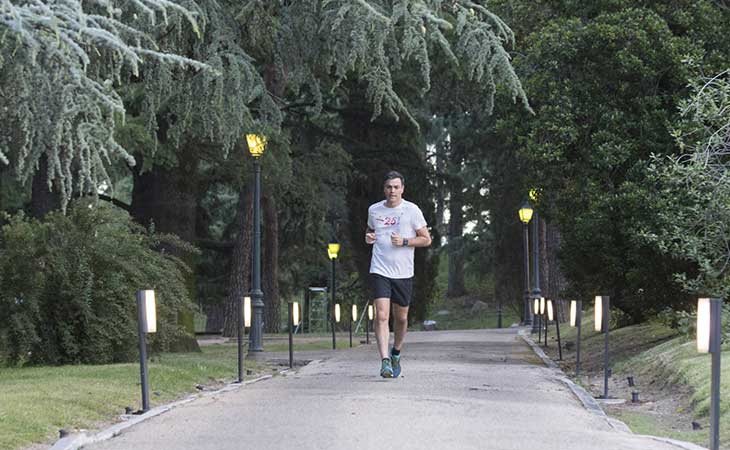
74, 329, 704, 450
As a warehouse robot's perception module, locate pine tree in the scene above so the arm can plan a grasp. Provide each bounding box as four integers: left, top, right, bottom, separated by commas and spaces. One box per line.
0, 0, 206, 209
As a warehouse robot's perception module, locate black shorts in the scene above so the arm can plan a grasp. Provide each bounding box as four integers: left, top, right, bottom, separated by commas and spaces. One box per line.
371, 274, 413, 307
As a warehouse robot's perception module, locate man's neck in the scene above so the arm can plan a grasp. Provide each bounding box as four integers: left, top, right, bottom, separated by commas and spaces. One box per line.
385, 198, 403, 208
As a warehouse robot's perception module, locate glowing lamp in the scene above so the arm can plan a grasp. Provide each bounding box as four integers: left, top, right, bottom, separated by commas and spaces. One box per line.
570, 301, 578, 327
518, 201, 534, 224
246, 134, 267, 157
292, 302, 300, 327
138, 290, 156, 333
594, 296, 603, 332
547, 300, 554, 321
539, 297, 546, 315
352, 304, 358, 322
327, 243, 341, 260
368, 304, 374, 320
244, 296, 252, 328
335, 303, 341, 323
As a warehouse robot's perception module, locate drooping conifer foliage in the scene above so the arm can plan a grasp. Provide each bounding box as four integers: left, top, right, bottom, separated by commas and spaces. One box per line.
1, 0, 205, 207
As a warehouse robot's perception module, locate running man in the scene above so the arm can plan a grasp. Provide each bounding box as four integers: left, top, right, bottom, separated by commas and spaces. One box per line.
365, 171, 432, 378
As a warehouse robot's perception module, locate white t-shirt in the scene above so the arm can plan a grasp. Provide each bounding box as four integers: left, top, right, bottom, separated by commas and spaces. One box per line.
367, 199, 428, 279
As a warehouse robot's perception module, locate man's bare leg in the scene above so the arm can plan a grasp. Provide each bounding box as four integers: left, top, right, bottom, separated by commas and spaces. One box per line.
374, 298, 391, 359
392, 304, 409, 352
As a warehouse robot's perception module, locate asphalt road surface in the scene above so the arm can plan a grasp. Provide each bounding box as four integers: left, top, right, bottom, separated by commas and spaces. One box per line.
81, 329, 700, 450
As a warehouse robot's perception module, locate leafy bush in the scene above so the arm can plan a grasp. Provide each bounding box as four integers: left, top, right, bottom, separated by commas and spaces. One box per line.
0, 201, 196, 365
656, 307, 695, 337
656, 304, 730, 347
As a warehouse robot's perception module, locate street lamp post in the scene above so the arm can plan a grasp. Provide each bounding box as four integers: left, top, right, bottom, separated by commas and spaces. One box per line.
530, 208, 542, 334
327, 242, 340, 350
518, 201, 534, 326
246, 134, 266, 352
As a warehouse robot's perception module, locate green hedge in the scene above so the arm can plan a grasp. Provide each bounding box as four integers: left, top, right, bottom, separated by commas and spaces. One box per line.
0, 201, 196, 365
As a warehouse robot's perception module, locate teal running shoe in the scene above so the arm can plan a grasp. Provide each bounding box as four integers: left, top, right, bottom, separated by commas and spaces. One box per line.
380, 358, 393, 378
391, 352, 401, 378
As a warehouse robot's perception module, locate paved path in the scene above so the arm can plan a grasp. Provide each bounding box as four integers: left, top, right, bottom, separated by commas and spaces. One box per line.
81, 329, 699, 450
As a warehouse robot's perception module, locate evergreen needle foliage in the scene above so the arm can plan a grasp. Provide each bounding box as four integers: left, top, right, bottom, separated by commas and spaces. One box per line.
0, 0, 206, 209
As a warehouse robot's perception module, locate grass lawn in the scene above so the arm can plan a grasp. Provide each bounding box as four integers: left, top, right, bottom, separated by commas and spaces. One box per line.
540, 308, 730, 450
618, 336, 730, 449
0, 338, 342, 450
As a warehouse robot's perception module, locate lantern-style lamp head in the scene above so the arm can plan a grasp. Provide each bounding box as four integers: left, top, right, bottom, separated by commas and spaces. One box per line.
352, 304, 358, 322
533, 298, 539, 316
138, 290, 157, 333
292, 302, 300, 327
246, 134, 267, 158
244, 296, 252, 328
518, 201, 534, 224
539, 297, 546, 315
335, 303, 341, 323
547, 300, 554, 321
368, 304, 374, 320
327, 243, 341, 260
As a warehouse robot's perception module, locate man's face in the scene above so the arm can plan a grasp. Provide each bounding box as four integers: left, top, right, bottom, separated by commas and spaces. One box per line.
383, 178, 404, 204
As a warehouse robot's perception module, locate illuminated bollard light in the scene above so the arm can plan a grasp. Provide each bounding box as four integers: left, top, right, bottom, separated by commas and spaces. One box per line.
350, 304, 357, 348
136, 290, 156, 412
367, 303, 374, 344
569, 300, 583, 376
595, 295, 610, 399
289, 302, 300, 369
698, 297, 723, 450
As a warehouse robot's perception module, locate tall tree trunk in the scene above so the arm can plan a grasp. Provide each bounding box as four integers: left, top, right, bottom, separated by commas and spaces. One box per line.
30, 153, 61, 218
446, 171, 466, 298
131, 148, 198, 245
546, 221, 567, 321
435, 142, 447, 241
222, 187, 253, 337
130, 144, 200, 349
263, 194, 280, 333
539, 216, 548, 297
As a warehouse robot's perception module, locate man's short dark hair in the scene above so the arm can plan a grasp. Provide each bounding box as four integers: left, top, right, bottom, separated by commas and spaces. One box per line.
384, 170, 405, 186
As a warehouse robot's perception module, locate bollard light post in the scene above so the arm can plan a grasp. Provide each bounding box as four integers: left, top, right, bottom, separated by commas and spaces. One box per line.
246, 134, 267, 352
595, 295, 610, 399
540, 297, 547, 347
136, 290, 157, 412
327, 242, 340, 349
237, 295, 251, 382
570, 300, 582, 376
534, 297, 541, 343
367, 303, 373, 344
698, 297, 723, 450
518, 201, 534, 326
548, 299, 563, 360
289, 302, 300, 369
350, 304, 357, 348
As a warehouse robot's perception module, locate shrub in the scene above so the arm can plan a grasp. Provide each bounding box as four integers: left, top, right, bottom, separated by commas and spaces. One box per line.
0, 201, 196, 365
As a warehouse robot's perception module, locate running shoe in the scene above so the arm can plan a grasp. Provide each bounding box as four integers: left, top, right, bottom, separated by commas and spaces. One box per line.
380, 358, 393, 378
390, 352, 401, 378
